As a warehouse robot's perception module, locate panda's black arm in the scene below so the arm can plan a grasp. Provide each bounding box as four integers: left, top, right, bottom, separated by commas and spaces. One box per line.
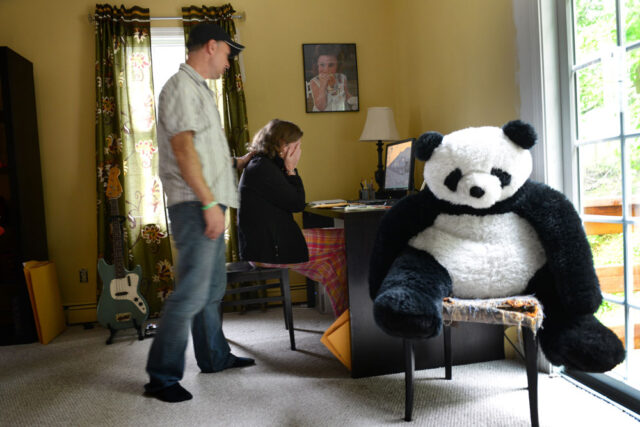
369, 192, 440, 299
513, 181, 602, 314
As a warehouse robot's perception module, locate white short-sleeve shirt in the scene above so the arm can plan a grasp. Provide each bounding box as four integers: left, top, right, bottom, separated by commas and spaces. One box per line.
157, 63, 238, 208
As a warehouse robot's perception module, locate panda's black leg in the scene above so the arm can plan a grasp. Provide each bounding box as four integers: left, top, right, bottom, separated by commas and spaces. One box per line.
538, 314, 625, 372
528, 265, 625, 372
373, 247, 452, 339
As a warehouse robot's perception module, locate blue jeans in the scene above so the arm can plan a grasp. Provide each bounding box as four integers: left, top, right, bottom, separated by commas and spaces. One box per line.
145, 201, 235, 392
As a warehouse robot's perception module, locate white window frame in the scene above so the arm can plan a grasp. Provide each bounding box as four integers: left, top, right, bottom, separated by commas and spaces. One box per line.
518, 0, 640, 413
513, 0, 567, 195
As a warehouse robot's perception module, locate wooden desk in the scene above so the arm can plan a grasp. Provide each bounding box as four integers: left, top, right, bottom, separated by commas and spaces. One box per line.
303, 206, 504, 378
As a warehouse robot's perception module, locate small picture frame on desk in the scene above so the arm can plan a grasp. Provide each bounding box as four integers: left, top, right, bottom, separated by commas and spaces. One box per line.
302, 43, 359, 113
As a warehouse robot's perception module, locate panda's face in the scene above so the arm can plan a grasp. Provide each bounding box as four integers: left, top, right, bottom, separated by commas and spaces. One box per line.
423, 126, 532, 209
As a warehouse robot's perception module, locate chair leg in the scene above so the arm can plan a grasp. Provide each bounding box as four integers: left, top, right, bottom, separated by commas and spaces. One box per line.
280, 270, 296, 350
523, 327, 539, 427
404, 338, 415, 422
443, 324, 452, 380
281, 286, 290, 330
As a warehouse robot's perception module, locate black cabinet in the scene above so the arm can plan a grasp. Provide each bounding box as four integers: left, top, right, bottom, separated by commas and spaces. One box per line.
0, 47, 48, 345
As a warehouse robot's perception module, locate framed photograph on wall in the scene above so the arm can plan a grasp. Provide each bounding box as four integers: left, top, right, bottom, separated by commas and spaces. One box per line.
302, 43, 359, 113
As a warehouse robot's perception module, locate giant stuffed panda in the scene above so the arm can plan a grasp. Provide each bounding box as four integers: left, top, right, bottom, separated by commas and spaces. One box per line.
369, 120, 625, 372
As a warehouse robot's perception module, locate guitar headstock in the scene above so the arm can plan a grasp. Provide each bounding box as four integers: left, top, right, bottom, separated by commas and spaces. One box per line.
106, 166, 123, 200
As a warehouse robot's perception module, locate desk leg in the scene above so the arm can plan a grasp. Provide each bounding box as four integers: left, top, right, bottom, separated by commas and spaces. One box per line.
305, 278, 316, 308
344, 212, 398, 378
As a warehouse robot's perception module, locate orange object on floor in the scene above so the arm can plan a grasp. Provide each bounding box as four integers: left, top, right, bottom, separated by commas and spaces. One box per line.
321, 309, 351, 370
23, 261, 66, 344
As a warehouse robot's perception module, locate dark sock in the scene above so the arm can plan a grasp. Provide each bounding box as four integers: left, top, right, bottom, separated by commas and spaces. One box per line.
144, 383, 192, 403
231, 356, 255, 368
202, 355, 256, 373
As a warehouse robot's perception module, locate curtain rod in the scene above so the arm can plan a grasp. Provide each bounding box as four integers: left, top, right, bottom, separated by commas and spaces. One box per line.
88, 12, 245, 24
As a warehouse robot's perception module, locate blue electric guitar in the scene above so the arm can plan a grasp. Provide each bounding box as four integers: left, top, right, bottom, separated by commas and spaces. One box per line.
97, 166, 148, 344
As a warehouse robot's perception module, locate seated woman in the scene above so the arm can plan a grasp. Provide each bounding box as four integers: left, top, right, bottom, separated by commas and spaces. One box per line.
237, 119, 347, 316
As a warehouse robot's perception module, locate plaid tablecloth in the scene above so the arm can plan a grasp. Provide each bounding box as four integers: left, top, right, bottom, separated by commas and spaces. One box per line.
254, 228, 348, 316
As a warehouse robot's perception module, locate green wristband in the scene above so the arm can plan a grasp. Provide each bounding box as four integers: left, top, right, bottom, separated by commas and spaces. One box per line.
201, 200, 218, 210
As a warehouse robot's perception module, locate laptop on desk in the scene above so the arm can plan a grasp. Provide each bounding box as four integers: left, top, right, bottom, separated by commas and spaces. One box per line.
360, 138, 415, 205
314, 139, 415, 208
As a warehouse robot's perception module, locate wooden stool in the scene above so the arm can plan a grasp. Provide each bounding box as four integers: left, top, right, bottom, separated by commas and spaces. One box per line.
402, 296, 543, 426
224, 261, 295, 350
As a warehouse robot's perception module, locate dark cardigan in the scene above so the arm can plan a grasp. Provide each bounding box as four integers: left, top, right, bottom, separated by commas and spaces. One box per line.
237, 154, 309, 263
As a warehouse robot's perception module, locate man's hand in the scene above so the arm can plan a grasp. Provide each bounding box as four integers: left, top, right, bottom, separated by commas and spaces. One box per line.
203, 204, 225, 240
236, 151, 255, 171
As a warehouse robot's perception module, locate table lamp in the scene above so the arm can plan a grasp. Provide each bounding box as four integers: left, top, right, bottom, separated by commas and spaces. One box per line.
359, 107, 400, 191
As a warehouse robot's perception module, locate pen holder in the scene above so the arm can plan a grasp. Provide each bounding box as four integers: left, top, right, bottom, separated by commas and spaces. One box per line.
359, 188, 373, 200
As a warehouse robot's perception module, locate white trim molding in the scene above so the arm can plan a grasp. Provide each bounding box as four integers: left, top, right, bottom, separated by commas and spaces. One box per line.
513, 0, 566, 194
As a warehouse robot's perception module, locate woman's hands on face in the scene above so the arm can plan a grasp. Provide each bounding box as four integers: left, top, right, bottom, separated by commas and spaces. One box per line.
282, 141, 302, 174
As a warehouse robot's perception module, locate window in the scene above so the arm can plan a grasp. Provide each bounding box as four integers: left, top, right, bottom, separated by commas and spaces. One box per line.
559, 0, 640, 412
150, 27, 224, 125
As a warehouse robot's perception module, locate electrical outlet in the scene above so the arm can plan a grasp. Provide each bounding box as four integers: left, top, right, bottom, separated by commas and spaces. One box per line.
79, 268, 88, 283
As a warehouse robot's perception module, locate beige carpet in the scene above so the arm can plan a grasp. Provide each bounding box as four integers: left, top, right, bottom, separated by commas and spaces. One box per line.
0, 307, 637, 426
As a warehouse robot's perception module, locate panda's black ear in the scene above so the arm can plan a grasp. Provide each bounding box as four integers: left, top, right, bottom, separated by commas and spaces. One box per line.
415, 132, 443, 161
502, 120, 537, 149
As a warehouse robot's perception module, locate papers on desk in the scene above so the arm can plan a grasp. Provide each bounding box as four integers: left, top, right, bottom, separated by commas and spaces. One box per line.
343, 204, 388, 212
308, 199, 390, 211
308, 199, 348, 208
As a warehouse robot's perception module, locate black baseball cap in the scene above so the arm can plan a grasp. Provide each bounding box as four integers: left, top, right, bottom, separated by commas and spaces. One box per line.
186, 22, 245, 57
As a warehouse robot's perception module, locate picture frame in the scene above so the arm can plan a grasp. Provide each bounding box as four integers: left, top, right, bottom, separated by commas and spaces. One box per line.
302, 43, 359, 113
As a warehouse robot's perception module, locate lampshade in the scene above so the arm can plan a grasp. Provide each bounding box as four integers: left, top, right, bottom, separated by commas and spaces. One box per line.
359, 107, 399, 142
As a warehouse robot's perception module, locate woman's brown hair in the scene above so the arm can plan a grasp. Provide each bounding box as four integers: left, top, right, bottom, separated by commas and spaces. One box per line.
248, 119, 303, 159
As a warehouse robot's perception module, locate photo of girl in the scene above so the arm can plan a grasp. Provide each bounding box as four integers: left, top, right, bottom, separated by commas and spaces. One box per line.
303, 44, 359, 113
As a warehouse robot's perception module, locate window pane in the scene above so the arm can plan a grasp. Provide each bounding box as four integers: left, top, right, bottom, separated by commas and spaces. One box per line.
579, 141, 622, 213
625, 47, 640, 133
595, 299, 625, 344
629, 138, 640, 217
625, 0, 640, 44
150, 41, 186, 114
624, 308, 640, 386
576, 63, 620, 139
589, 229, 624, 287
629, 225, 640, 307
574, 0, 617, 64
595, 300, 626, 377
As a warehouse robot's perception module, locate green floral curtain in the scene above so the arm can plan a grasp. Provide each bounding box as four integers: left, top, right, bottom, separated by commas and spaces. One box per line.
95, 4, 174, 318
181, 3, 250, 262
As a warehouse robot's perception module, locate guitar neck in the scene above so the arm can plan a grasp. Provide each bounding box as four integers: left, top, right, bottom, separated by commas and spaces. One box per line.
109, 198, 126, 279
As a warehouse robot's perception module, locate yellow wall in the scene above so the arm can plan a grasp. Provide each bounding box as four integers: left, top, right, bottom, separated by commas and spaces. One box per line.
0, 0, 518, 308
392, 0, 519, 184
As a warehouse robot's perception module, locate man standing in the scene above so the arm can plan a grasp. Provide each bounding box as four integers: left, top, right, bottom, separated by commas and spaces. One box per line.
145, 23, 254, 403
